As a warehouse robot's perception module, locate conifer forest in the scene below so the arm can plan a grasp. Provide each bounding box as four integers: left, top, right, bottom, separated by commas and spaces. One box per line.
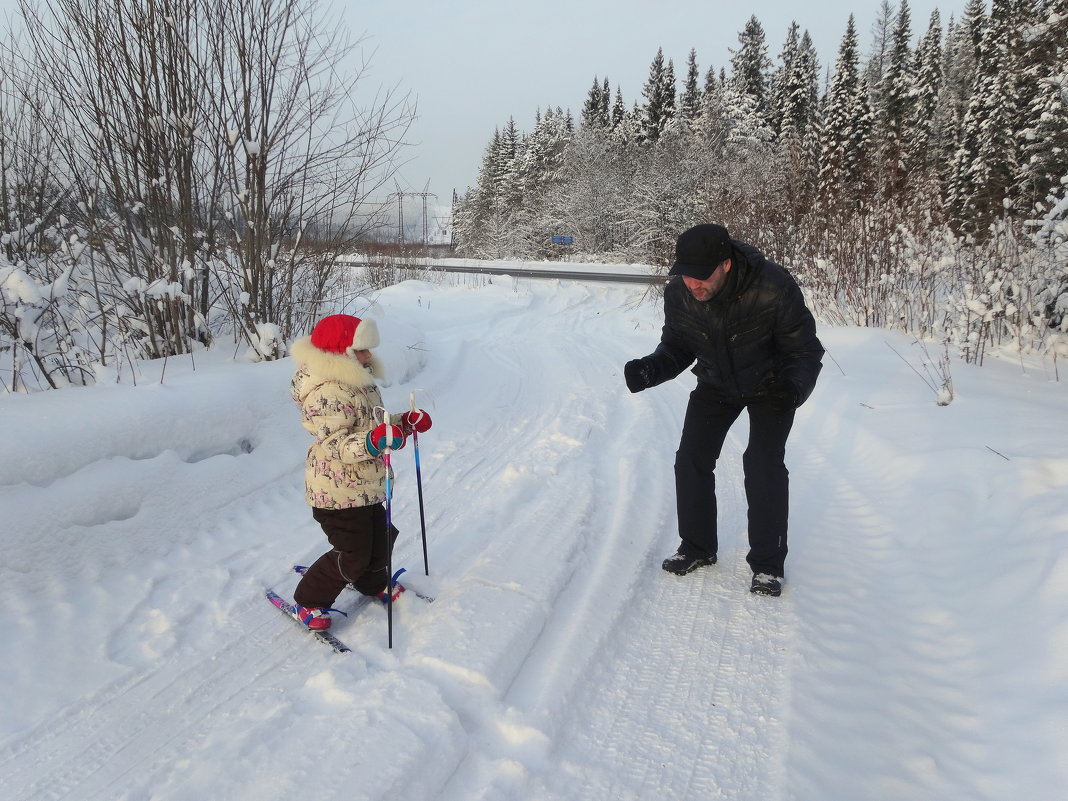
453, 0, 1068, 367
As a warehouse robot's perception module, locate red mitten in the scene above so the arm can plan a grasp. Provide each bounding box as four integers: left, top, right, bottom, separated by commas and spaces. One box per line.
367, 423, 405, 456
401, 409, 433, 433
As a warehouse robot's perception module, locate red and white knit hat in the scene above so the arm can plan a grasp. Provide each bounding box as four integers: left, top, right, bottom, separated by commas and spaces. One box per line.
309, 314, 380, 354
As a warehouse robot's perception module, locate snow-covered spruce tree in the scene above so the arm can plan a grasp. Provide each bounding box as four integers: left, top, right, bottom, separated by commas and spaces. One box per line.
1015, 0, 1068, 223
455, 128, 507, 258
611, 86, 627, 131
813, 16, 889, 327
818, 16, 875, 216
769, 22, 800, 139
907, 10, 945, 215
948, 0, 1029, 236
864, 0, 896, 113
552, 123, 633, 257
729, 15, 772, 121
937, 0, 986, 186
706, 16, 780, 247
679, 49, 702, 127
874, 0, 916, 203
618, 100, 646, 150
640, 48, 677, 144
495, 117, 525, 218
1019, 0, 1068, 337
697, 66, 727, 146
774, 28, 821, 233
711, 80, 781, 254
581, 76, 610, 130
448, 183, 479, 258
514, 108, 573, 258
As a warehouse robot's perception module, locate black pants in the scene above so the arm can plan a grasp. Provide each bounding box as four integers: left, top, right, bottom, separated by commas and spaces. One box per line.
293, 504, 399, 608
674, 385, 795, 576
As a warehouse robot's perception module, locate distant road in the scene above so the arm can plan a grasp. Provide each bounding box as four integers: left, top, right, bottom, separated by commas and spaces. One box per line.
336, 259, 665, 285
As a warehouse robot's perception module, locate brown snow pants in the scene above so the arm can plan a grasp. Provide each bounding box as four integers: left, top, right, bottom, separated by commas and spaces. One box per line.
293, 503, 399, 608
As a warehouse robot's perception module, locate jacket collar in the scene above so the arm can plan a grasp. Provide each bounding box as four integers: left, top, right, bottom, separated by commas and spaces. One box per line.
289, 336, 382, 388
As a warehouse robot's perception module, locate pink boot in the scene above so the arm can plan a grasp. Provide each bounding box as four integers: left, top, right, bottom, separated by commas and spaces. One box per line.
293, 603, 332, 630
377, 583, 406, 604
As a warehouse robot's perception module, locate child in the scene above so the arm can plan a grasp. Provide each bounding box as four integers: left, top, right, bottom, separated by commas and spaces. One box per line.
288, 314, 432, 630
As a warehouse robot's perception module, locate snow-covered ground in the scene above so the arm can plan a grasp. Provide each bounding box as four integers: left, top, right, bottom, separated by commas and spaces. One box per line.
2, 270, 1066, 801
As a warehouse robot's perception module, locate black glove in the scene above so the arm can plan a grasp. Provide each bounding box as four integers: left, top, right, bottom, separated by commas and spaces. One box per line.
624, 357, 655, 393
769, 381, 800, 413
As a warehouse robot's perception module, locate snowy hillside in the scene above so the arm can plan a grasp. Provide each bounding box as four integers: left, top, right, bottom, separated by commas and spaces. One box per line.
1, 273, 1066, 801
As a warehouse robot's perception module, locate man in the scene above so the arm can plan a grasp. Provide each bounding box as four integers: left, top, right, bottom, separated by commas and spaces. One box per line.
624, 224, 823, 596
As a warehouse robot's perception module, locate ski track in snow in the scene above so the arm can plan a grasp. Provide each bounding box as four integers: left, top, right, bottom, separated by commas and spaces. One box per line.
424, 288, 793, 801
3, 278, 1065, 800
0, 613, 293, 801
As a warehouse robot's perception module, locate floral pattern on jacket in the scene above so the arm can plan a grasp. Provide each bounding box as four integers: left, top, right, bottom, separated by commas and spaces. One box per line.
290, 336, 401, 509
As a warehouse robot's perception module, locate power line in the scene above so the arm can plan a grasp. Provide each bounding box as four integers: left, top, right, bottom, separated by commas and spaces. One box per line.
388, 181, 438, 246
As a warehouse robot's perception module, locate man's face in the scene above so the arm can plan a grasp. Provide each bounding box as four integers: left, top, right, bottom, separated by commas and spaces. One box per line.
682, 259, 732, 301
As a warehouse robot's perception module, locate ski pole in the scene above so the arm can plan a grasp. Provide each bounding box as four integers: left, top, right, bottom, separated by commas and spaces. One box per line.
379, 406, 396, 649
409, 392, 430, 576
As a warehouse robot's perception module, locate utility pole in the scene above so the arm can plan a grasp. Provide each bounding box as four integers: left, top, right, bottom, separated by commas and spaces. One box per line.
388, 183, 406, 247
407, 182, 437, 247
388, 182, 436, 248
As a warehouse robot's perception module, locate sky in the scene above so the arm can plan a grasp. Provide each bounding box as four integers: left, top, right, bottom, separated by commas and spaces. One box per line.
2, 265, 1066, 799
344, 0, 954, 224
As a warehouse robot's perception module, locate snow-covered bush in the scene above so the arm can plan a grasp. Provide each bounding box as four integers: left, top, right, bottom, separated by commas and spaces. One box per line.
0, 0, 413, 391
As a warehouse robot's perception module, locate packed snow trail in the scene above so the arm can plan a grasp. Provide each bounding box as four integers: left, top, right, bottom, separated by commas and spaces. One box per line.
419, 284, 794, 800
383, 281, 784, 799
2, 276, 1066, 801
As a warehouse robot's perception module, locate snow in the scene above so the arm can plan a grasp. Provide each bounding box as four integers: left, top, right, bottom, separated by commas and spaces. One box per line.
2, 270, 1067, 801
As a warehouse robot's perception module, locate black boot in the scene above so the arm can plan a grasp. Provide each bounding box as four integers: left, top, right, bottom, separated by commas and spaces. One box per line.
750, 573, 782, 596
662, 550, 717, 576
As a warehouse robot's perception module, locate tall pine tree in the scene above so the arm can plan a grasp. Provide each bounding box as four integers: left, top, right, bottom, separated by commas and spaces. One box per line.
1015, 0, 1068, 219
729, 16, 772, 117
780, 30, 820, 142
864, 0, 896, 112
581, 76, 610, 129
640, 48, 676, 143
819, 15, 875, 213
680, 49, 702, 125
611, 86, 627, 131
949, 0, 1029, 233
876, 0, 915, 200
909, 10, 944, 181
937, 0, 986, 187
770, 22, 801, 137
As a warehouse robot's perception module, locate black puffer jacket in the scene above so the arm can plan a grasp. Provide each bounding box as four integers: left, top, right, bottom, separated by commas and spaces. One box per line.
646, 241, 824, 404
